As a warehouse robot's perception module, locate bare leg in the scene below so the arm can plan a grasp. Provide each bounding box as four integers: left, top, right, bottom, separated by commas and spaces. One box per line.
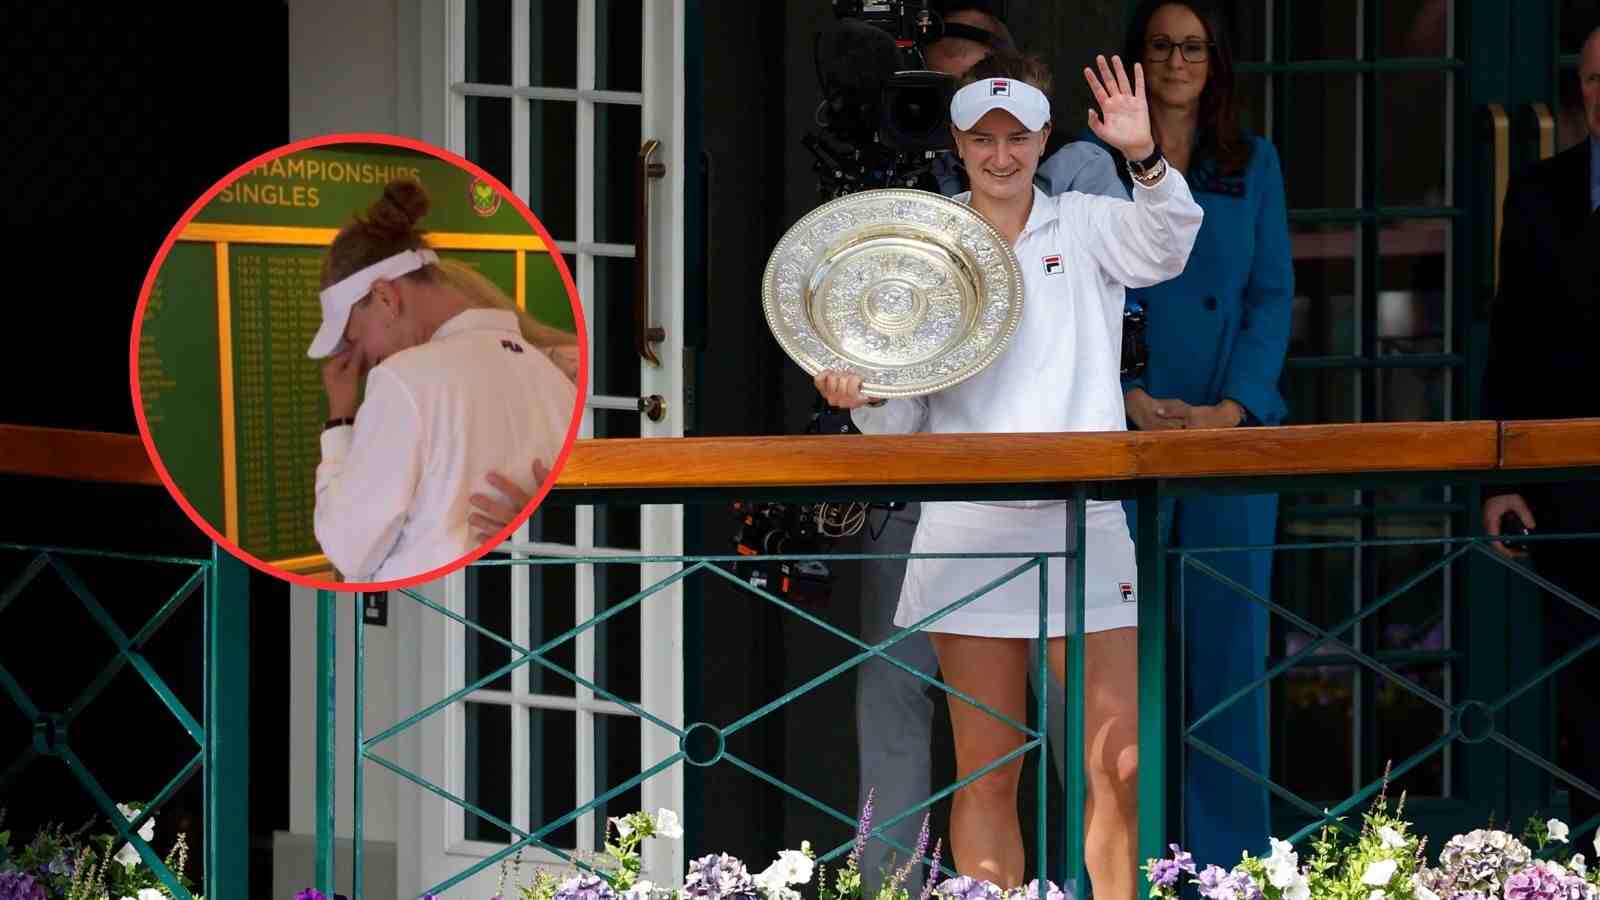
928, 633, 1031, 887
1048, 628, 1139, 900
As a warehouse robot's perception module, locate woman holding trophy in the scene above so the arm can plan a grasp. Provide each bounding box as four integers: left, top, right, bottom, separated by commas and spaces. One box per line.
813, 49, 1203, 898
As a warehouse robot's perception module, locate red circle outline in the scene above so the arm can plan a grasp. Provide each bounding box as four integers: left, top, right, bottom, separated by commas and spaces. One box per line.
128, 132, 590, 593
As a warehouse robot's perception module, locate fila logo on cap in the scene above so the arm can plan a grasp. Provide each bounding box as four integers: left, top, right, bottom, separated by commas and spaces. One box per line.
1120, 582, 1135, 602
990, 79, 1011, 96
1042, 255, 1063, 275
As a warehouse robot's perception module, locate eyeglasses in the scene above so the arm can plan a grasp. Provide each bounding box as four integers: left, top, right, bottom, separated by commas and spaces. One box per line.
1147, 35, 1214, 63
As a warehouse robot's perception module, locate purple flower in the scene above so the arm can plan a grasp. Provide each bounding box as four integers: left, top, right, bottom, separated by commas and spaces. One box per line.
295, 892, 349, 900
917, 840, 944, 900
684, 853, 758, 900
1505, 866, 1563, 900
849, 788, 877, 869
1170, 845, 1197, 875
934, 875, 1004, 900
555, 874, 620, 900
0, 872, 45, 900
1193, 866, 1258, 900
892, 814, 933, 889
1024, 879, 1066, 900
1149, 859, 1182, 888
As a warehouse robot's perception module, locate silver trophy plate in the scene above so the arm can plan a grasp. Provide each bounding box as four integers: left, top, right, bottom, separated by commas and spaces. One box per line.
762, 188, 1025, 399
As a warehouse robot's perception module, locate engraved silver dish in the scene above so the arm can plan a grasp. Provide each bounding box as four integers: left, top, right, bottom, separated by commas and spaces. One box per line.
761, 188, 1025, 398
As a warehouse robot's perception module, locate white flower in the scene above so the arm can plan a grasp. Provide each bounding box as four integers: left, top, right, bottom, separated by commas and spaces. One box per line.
1265, 858, 1299, 889
624, 880, 657, 900
113, 803, 156, 870
1368, 891, 1387, 900
774, 849, 814, 885
1411, 874, 1440, 900
1268, 838, 1298, 865
1571, 854, 1588, 877
1378, 825, 1408, 850
1548, 819, 1571, 844
138, 891, 165, 900
654, 808, 684, 840
1362, 859, 1399, 887
1282, 871, 1310, 900
611, 816, 636, 839
1593, 825, 1599, 857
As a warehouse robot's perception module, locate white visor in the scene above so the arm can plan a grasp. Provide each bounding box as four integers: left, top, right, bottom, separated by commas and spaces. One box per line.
306, 248, 440, 359
950, 78, 1051, 132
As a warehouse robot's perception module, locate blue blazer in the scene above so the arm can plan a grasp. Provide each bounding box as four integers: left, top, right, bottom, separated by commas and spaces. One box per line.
1094, 133, 1295, 426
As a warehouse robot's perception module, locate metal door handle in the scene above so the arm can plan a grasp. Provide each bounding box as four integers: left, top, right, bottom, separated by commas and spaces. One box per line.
1529, 101, 1554, 161
636, 139, 667, 366
1486, 103, 1509, 294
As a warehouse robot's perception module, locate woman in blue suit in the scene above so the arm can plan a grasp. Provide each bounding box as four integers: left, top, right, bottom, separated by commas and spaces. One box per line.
1093, 0, 1294, 871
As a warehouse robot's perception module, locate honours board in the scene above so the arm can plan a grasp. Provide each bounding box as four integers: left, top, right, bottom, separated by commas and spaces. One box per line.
138, 144, 572, 573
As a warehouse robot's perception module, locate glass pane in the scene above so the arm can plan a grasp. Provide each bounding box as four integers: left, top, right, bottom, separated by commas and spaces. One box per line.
1377, 220, 1450, 355
1374, 366, 1446, 422
595, 103, 642, 245
597, 0, 643, 92
1277, 530, 1357, 635
467, 96, 513, 188
467, 560, 514, 692
1556, 5, 1592, 154
530, 1, 578, 88
595, 506, 642, 703
1289, 226, 1359, 357
591, 714, 644, 848
1381, 0, 1452, 57
466, 701, 512, 843
530, 100, 578, 241
1288, 0, 1357, 60
466, 0, 512, 84
1227, 0, 1269, 62
1276, 665, 1356, 803
593, 257, 641, 400
1370, 520, 1451, 652
1282, 75, 1358, 208
1284, 367, 1359, 424
1374, 665, 1449, 798
529, 502, 578, 698
1236, 72, 1270, 139
1379, 73, 1451, 207
531, 708, 579, 848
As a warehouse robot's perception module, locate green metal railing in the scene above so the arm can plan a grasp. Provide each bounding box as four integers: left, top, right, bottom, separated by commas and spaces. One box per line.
0, 543, 250, 898
309, 461, 1599, 899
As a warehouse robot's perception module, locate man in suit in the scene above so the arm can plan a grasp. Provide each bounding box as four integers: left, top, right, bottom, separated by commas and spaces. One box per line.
1481, 22, 1600, 837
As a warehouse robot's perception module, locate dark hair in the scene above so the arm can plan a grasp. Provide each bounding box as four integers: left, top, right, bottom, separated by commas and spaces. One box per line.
1123, 0, 1252, 177
320, 178, 437, 290
958, 48, 1053, 98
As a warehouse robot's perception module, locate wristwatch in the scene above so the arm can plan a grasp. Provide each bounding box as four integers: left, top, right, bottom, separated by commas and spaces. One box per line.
1127, 144, 1166, 184
324, 416, 356, 431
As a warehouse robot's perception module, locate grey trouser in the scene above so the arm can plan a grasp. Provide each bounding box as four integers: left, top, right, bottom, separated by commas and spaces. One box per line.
856, 503, 1068, 894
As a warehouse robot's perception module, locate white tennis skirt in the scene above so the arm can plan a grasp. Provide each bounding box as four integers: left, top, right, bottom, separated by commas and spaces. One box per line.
892, 499, 1139, 638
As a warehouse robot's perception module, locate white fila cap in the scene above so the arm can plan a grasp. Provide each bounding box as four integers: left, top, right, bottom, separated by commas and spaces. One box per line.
306, 248, 440, 359
950, 77, 1052, 132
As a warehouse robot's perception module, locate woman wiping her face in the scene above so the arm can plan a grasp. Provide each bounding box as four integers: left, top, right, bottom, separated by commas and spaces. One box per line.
307, 178, 578, 584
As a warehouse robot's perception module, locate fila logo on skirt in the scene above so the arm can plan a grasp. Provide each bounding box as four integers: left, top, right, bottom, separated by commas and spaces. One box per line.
1042, 255, 1063, 275
1120, 582, 1136, 602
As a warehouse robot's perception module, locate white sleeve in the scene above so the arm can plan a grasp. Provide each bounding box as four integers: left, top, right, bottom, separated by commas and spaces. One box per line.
1071, 166, 1204, 289
850, 397, 929, 434
313, 367, 424, 580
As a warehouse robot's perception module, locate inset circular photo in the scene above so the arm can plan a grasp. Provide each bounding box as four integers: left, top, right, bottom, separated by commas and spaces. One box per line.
130, 133, 587, 590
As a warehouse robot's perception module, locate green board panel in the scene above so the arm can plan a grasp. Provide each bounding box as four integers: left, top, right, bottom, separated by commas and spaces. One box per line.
139, 243, 224, 528
525, 251, 576, 331
228, 245, 328, 562
192, 143, 535, 236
